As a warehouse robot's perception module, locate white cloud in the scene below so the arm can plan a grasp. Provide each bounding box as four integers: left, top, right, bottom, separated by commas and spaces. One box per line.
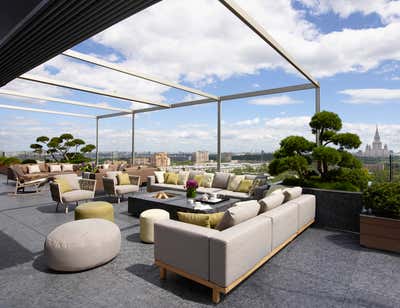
340, 88, 400, 104
249, 95, 302, 106
232, 117, 260, 126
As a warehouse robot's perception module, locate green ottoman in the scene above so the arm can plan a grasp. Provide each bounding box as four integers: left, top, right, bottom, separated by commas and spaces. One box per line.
75, 201, 114, 222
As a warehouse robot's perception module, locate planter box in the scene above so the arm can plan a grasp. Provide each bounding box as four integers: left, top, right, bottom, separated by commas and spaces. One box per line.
360, 214, 400, 253
302, 187, 363, 232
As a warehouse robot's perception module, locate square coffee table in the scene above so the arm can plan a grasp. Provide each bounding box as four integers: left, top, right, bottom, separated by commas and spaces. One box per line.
128, 190, 240, 219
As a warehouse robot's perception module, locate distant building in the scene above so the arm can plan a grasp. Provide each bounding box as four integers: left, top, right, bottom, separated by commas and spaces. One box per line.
221, 152, 232, 162
192, 151, 209, 164
132, 157, 150, 166
358, 126, 392, 157
150, 152, 171, 168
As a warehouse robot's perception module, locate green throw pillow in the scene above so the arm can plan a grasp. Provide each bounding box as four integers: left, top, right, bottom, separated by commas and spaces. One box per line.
236, 179, 254, 193
194, 174, 204, 186
117, 173, 130, 185
166, 172, 179, 185
177, 212, 210, 228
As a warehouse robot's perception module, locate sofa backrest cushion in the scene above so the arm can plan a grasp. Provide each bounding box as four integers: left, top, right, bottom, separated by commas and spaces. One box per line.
49, 164, 61, 172
165, 172, 179, 185
282, 186, 302, 202
264, 184, 287, 197
61, 163, 73, 172
177, 212, 211, 228
212, 172, 231, 189
177, 171, 189, 185
38, 163, 47, 172
55, 174, 80, 190
188, 170, 204, 180
154, 171, 165, 184
216, 200, 260, 231
235, 179, 254, 193
28, 165, 41, 174
259, 192, 285, 213
200, 173, 214, 188
227, 175, 245, 191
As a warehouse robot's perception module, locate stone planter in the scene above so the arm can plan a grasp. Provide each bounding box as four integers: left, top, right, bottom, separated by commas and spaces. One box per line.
360, 214, 400, 253
302, 187, 363, 232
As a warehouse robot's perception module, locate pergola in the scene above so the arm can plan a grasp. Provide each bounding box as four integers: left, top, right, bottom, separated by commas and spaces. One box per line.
0, 0, 320, 170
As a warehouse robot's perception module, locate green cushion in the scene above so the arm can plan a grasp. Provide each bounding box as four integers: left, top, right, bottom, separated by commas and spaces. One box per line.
177, 212, 210, 228
193, 174, 204, 186
55, 178, 72, 193
236, 179, 254, 193
166, 172, 179, 185
117, 173, 130, 185
75, 201, 114, 222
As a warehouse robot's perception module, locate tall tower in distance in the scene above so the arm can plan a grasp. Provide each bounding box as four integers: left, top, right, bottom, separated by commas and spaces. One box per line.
372, 125, 382, 151
358, 125, 391, 157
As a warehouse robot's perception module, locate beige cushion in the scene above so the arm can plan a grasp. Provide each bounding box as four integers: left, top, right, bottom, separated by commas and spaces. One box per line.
196, 187, 221, 194
140, 209, 170, 243
154, 171, 165, 184
212, 172, 231, 189
292, 194, 316, 229
177, 171, 189, 185
28, 165, 40, 174
61, 190, 94, 202
216, 200, 260, 231
44, 219, 121, 271
115, 184, 139, 195
283, 186, 302, 202
201, 173, 214, 188
259, 192, 285, 213
218, 190, 249, 200
188, 170, 204, 180
61, 164, 73, 172
54, 174, 80, 190
227, 175, 245, 191
106, 171, 122, 185
49, 164, 61, 172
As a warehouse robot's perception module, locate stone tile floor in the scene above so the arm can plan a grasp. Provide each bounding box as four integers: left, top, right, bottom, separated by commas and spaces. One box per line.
0, 174, 399, 308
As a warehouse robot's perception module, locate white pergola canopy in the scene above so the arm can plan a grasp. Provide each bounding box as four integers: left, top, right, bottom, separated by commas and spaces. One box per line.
0, 0, 320, 169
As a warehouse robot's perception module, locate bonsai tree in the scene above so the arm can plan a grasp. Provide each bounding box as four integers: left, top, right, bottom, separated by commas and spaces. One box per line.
30, 133, 95, 163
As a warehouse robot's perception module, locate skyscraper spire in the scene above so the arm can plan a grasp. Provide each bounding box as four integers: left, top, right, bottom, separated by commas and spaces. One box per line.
374, 125, 380, 142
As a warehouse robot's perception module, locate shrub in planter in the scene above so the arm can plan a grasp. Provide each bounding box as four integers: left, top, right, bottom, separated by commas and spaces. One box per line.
22, 159, 37, 164
363, 182, 400, 218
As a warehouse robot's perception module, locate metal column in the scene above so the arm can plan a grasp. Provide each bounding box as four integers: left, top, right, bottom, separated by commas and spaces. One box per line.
95, 117, 99, 165
217, 100, 222, 171
315, 87, 321, 145
131, 112, 135, 165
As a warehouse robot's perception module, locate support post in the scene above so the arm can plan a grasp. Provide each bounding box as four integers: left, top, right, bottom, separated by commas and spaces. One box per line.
315, 87, 321, 145
131, 112, 135, 165
217, 100, 222, 171
95, 117, 99, 166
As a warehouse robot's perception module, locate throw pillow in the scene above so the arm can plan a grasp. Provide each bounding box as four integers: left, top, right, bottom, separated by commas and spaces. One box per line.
227, 175, 245, 191
154, 171, 165, 184
248, 177, 268, 196
166, 172, 179, 185
236, 179, 254, 193
212, 172, 231, 189
201, 173, 214, 188
208, 212, 225, 229
55, 178, 72, 193
49, 164, 61, 172
282, 186, 302, 202
117, 173, 130, 185
28, 165, 40, 174
188, 170, 204, 180
61, 164, 73, 172
259, 192, 285, 213
177, 212, 211, 228
177, 171, 189, 185
163, 172, 173, 183
216, 200, 260, 231
264, 185, 287, 197
194, 174, 204, 186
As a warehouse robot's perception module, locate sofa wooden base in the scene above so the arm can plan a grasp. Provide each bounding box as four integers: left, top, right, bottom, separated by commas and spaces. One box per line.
155, 219, 315, 304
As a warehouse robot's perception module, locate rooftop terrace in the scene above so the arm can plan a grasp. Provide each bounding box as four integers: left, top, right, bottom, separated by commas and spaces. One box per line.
0, 174, 399, 308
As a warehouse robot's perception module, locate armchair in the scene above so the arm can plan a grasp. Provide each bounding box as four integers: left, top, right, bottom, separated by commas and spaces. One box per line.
103, 171, 140, 203
50, 174, 96, 213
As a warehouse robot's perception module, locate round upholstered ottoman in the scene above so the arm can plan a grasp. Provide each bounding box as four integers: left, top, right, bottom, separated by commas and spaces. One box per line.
140, 209, 170, 243
75, 201, 114, 222
44, 219, 121, 272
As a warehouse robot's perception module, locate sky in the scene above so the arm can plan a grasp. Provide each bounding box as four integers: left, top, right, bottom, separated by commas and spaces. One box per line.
1, 0, 400, 154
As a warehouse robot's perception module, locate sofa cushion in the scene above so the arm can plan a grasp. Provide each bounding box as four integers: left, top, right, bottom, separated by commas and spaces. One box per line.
201, 173, 214, 188
115, 184, 139, 194
218, 190, 249, 200
154, 171, 165, 184
227, 175, 245, 191
117, 173, 130, 185
165, 172, 179, 185
49, 164, 62, 172
106, 171, 122, 185
61, 163, 73, 172
38, 163, 47, 172
55, 178, 72, 193
177, 171, 189, 185
196, 187, 221, 194
194, 174, 204, 186
292, 194, 316, 229
236, 179, 254, 193
259, 192, 285, 213
28, 165, 41, 174
188, 170, 204, 180
55, 174, 80, 190
216, 200, 260, 231
248, 177, 268, 197
264, 184, 287, 197
62, 190, 94, 202
283, 186, 302, 202
151, 183, 185, 191
212, 172, 231, 189
177, 212, 211, 228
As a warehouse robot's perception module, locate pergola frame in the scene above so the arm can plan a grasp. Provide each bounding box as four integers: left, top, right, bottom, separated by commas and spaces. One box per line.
0, 0, 320, 170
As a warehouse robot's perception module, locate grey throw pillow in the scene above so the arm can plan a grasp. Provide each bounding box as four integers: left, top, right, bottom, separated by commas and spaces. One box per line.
216, 200, 260, 231
212, 172, 231, 189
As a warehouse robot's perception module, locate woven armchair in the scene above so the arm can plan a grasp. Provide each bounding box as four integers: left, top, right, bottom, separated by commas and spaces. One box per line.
103, 171, 140, 203
50, 174, 96, 213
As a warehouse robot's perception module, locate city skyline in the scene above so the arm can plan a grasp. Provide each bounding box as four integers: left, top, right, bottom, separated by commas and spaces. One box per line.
1, 0, 400, 153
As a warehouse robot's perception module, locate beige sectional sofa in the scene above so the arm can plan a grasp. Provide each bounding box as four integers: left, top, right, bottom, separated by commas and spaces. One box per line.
147, 171, 270, 201
154, 188, 315, 303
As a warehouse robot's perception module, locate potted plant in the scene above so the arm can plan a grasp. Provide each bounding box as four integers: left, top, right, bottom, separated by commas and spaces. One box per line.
185, 179, 198, 199
361, 182, 400, 253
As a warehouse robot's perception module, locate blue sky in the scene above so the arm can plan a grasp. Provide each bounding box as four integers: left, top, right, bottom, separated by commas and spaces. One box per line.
1, 0, 400, 153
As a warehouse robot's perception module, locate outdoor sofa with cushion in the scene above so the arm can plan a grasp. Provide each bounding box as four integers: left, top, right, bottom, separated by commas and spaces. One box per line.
103, 171, 140, 203
153, 187, 315, 303
7, 163, 78, 183
147, 171, 270, 201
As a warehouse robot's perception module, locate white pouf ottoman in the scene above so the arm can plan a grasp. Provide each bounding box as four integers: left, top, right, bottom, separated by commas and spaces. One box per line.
44, 218, 121, 272
140, 209, 170, 243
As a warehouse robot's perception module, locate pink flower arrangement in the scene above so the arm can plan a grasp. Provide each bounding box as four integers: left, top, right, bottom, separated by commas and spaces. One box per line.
185, 179, 199, 189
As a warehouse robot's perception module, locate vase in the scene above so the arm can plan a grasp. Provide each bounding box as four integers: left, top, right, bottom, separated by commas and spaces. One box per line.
186, 188, 197, 199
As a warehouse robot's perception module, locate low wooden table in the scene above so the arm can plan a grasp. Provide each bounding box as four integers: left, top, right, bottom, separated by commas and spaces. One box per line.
128, 190, 240, 219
